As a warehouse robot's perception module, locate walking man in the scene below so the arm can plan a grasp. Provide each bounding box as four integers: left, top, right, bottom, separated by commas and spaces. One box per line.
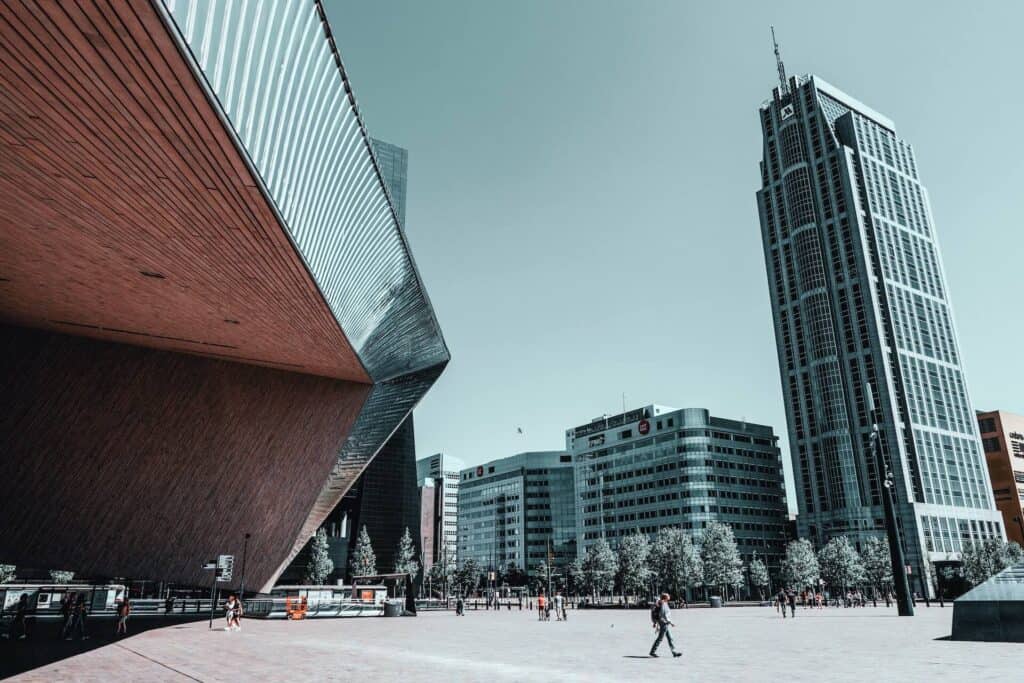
649, 593, 682, 658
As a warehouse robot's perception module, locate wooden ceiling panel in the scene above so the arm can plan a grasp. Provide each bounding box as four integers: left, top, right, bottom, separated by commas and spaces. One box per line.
0, 0, 369, 382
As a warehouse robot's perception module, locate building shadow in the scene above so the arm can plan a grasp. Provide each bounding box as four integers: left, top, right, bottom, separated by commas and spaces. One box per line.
0, 614, 206, 679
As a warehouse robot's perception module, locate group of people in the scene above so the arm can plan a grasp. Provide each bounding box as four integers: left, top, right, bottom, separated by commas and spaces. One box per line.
535, 591, 567, 621
224, 593, 243, 631
775, 587, 892, 616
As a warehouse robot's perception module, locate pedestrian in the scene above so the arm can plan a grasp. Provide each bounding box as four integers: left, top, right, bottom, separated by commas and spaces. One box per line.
787, 590, 796, 618
69, 594, 88, 640
553, 591, 565, 621
777, 589, 787, 618
456, 595, 465, 616
59, 593, 75, 639
537, 592, 546, 622
115, 597, 131, 636
226, 594, 243, 631
649, 593, 682, 658
5, 594, 30, 640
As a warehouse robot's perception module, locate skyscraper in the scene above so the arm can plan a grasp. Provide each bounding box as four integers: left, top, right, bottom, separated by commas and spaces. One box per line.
756, 62, 1003, 590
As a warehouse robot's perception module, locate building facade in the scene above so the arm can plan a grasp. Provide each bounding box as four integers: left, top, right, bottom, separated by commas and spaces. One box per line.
755, 70, 1003, 587
457, 452, 576, 576
0, 1, 448, 592
418, 453, 465, 567
977, 411, 1024, 545
569, 406, 788, 574
280, 137, 423, 585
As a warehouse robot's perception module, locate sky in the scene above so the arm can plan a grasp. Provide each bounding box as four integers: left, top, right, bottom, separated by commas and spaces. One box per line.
323, 0, 1024, 508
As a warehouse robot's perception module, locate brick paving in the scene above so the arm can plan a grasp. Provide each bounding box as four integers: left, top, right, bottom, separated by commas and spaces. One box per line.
8, 605, 1023, 682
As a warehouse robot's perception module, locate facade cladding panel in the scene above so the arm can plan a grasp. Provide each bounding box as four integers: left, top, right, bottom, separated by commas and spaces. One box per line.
569, 407, 789, 575
756, 74, 1002, 590
457, 453, 576, 576
0, 2, 447, 592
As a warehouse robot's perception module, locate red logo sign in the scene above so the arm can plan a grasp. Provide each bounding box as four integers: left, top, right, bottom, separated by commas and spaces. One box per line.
476, 466, 484, 477
638, 419, 650, 435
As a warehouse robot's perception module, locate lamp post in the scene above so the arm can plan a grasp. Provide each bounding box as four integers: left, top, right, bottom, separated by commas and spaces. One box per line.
867, 384, 914, 616
238, 533, 251, 599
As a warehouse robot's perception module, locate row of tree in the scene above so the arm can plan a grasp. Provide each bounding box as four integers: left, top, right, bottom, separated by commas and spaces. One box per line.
424, 522, 1024, 600
303, 526, 420, 585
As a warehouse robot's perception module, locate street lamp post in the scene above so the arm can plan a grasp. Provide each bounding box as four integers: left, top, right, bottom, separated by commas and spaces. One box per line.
238, 533, 251, 599
867, 384, 914, 617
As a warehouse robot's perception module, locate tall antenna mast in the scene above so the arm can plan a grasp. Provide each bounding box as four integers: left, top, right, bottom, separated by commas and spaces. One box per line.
771, 26, 788, 96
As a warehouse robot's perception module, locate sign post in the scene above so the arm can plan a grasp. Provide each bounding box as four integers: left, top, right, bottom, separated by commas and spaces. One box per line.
204, 555, 234, 629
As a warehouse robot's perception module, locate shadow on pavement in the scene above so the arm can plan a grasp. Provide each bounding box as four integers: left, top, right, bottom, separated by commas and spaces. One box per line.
0, 614, 206, 679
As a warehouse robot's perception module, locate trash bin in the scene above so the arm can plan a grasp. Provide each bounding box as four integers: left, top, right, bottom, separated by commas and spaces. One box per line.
709, 596, 723, 608
384, 601, 403, 617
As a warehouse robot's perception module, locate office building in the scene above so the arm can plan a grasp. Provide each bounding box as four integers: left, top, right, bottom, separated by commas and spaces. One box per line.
977, 411, 1024, 545
0, 1, 448, 592
418, 453, 465, 567
458, 452, 576, 576
569, 406, 788, 573
755, 57, 1003, 587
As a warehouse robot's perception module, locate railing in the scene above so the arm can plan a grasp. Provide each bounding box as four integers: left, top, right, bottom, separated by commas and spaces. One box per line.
242, 598, 383, 619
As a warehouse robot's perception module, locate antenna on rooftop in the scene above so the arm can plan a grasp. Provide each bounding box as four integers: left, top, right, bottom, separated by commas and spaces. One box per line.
771, 26, 788, 96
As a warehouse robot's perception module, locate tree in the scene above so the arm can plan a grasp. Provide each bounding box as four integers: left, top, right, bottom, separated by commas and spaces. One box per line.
616, 532, 652, 602
533, 560, 551, 594
505, 561, 527, 587
428, 546, 456, 598
49, 570, 75, 584
650, 527, 702, 600
454, 558, 481, 596
700, 522, 743, 599
961, 539, 1019, 586
781, 539, 819, 591
580, 539, 618, 598
1005, 541, 1024, 565
394, 527, 420, 581
0, 565, 15, 583
350, 525, 377, 578
817, 536, 865, 593
304, 528, 334, 585
566, 557, 583, 596
748, 554, 770, 600
860, 537, 893, 599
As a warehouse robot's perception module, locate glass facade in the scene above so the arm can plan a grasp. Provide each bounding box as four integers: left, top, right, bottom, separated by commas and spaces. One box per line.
570, 407, 789, 574
756, 75, 1003, 582
457, 452, 576, 576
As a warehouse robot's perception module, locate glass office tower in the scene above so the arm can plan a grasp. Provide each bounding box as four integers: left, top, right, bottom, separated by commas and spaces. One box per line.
756, 74, 1003, 590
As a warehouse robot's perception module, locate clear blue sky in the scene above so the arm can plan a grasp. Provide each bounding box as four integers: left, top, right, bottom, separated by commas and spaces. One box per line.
324, 1, 1024, 507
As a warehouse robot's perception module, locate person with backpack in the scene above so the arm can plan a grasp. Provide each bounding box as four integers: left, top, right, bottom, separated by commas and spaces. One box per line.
649, 593, 682, 658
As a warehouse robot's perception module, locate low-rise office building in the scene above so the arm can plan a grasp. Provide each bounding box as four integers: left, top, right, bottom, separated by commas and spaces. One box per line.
457, 452, 576, 577
977, 410, 1024, 545
569, 406, 789, 574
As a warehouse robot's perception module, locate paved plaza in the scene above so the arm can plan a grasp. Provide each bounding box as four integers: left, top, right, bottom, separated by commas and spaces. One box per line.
9, 605, 1022, 682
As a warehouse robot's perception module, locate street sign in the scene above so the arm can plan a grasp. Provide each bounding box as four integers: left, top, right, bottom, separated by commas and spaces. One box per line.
216, 554, 235, 582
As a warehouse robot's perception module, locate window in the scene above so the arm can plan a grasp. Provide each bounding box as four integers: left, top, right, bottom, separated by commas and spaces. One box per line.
978, 418, 996, 434
619, 430, 632, 439
982, 437, 1001, 453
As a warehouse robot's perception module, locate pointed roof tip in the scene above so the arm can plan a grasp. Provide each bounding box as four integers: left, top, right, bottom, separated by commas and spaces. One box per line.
771, 25, 788, 96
